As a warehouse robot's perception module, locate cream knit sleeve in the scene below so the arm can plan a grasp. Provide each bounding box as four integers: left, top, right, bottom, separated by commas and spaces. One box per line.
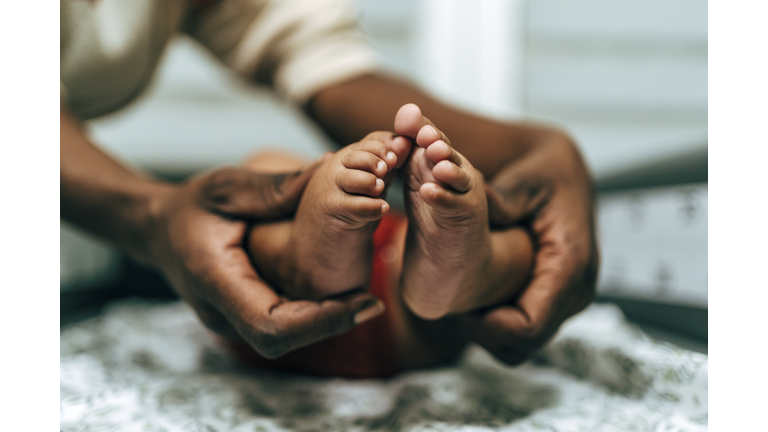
188, 0, 381, 103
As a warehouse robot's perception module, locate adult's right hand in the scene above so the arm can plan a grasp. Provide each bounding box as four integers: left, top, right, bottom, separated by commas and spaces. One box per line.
147, 163, 384, 358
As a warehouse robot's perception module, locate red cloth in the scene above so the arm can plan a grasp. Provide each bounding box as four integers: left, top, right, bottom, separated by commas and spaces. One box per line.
225, 213, 404, 378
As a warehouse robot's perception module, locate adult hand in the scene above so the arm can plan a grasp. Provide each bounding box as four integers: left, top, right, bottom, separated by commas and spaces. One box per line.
148, 162, 384, 358
460, 135, 600, 365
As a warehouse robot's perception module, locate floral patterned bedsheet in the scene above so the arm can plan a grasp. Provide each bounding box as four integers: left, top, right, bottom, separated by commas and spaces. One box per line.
60, 301, 707, 431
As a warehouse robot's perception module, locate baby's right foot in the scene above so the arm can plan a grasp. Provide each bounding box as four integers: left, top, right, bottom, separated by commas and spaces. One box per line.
396, 104, 493, 320
281, 132, 411, 300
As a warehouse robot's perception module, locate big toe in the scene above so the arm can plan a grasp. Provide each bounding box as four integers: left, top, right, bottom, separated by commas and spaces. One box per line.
394, 103, 425, 138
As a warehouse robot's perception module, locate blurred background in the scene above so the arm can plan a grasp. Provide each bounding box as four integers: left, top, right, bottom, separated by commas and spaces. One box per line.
61, 0, 707, 351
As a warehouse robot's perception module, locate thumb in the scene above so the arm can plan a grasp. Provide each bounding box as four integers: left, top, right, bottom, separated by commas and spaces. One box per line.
485, 175, 554, 228
199, 154, 329, 220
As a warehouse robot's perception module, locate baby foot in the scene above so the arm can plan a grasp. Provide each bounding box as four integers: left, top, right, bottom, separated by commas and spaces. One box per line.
283, 132, 412, 300
395, 104, 492, 320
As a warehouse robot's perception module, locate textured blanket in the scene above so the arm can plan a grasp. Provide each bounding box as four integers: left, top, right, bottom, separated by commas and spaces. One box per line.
60, 301, 707, 431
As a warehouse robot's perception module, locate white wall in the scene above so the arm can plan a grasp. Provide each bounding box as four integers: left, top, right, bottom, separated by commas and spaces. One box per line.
523, 0, 707, 178
362, 0, 708, 178
412, 0, 525, 119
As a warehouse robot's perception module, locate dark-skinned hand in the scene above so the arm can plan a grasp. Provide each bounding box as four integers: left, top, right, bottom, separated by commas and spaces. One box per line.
149, 160, 383, 358
461, 138, 600, 365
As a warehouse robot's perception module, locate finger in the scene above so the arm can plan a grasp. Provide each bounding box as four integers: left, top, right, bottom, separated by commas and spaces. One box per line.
253, 293, 385, 359
458, 227, 593, 365
199, 156, 326, 220
485, 176, 555, 228
186, 297, 242, 341
208, 247, 384, 358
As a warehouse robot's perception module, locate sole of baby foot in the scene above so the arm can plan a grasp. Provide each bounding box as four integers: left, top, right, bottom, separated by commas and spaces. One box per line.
400, 125, 492, 320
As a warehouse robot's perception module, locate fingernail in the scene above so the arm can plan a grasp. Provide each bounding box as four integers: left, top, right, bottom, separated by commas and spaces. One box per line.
376, 178, 384, 188
426, 125, 437, 136
386, 152, 396, 160
354, 300, 385, 325
381, 202, 389, 213
377, 160, 386, 171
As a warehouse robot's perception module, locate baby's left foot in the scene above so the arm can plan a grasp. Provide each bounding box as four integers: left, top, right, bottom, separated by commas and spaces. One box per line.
396, 104, 493, 320
279, 132, 411, 300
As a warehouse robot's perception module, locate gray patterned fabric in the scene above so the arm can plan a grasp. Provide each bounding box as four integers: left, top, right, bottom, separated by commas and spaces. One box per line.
60, 301, 707, 431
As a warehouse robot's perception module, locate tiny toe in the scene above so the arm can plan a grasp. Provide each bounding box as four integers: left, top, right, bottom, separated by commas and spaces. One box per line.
357, 138, 397, 171
416, 125, 438, 148
339, 196, 389, 222
341, 151, 388, 178
433, 160, 472, 192
424, 140, 461, 166
416, 125, 452, 149
419, 182, 464, 211
390, 135, 412, 168
337, 169, 385, 197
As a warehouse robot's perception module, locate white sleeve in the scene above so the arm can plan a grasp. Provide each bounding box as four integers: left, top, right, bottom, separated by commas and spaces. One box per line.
188, 0, 381, 103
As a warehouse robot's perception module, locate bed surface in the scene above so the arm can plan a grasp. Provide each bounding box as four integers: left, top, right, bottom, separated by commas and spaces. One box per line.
60, 301, 707, 431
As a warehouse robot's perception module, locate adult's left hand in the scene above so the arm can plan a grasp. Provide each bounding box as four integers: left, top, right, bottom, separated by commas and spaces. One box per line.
459, 134, 600, 365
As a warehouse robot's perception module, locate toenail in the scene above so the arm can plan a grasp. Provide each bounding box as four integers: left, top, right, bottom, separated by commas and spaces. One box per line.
377, 160, 386, 171
386, 152, 395, 160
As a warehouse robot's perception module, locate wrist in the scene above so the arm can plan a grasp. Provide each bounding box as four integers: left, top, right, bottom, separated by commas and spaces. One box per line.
125, 180, 180, 267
